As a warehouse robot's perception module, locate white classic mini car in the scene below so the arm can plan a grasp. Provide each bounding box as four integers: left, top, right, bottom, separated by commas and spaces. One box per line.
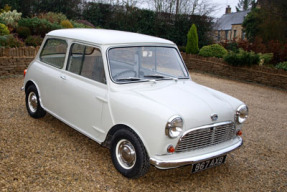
23, 29, 248, 178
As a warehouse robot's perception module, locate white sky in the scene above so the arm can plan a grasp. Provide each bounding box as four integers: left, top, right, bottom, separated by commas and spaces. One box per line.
212, 0, 239, 18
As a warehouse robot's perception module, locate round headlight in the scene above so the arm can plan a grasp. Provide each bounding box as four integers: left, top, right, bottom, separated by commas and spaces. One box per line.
165, 116, 183, 138
236, 105, 248, 124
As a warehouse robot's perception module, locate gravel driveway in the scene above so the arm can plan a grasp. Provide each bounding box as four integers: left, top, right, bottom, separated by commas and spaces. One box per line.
0, 73, 286, 192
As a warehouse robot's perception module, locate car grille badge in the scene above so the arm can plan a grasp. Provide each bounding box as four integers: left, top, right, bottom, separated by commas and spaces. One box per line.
211, 114, 218, 121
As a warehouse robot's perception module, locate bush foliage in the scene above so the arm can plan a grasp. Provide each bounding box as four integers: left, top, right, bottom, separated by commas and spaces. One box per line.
224, 49, 260, 67
25, 35, 43, 46
221, 39, 287, 65
0, 34, 24, 47
0, 10, 22, 30
61, 20, 73, 28
38, 12, 67, 24
275, 61, 287, 71
199, 44, 227, 58
16, 26, 31, 38
18, 17, 61, 37
0, 23, 9, 35
258, 53, 273, 65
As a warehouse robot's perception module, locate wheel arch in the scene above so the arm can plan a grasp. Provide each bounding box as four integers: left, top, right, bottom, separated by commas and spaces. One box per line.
24, 80, 44, 108
25, 80, 39, 93
102, 124, 150, 157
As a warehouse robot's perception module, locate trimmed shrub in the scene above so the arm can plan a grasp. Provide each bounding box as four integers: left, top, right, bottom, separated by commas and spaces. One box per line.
275, 61, 287, 71
18, 17, 61, 37
25, 35, 43, 46
0, 23, 9, 35
186, 24, 199, 54
60, 20, 73, 28
16, 26, 31, 39
224, 49, 260, 67
199, 44, 227, 58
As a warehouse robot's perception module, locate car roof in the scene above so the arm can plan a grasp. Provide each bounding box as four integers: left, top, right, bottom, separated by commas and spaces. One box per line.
47, 29, 175, 46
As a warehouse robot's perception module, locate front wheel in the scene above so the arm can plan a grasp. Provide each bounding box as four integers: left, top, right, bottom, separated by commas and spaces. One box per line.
110, 129, 150, 178
25, 85, 46, 118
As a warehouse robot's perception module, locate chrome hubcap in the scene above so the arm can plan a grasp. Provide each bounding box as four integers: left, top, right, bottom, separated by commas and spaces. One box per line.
28, 92, 38, 113
116, 139, 136, 169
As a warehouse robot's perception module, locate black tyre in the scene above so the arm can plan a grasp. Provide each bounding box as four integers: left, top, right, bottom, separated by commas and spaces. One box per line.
110, 129, 150, 178
25, 85, 46, 118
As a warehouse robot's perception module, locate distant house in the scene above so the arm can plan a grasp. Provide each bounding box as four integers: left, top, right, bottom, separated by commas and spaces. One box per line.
214, 6, 250, 42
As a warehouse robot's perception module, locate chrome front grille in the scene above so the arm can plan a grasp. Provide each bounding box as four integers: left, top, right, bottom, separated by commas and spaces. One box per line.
175, 122, 236, 153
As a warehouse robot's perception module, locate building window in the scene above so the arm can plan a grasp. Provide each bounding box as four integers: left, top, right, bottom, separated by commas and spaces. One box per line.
218, 31, 220, 41
233, 30, 237, 39
225, 30, 229, 40
242, 31, 245, 40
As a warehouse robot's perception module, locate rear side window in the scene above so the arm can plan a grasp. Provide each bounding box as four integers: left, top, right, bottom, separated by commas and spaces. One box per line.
67, 43, 106, 84
40, 39, 67, 68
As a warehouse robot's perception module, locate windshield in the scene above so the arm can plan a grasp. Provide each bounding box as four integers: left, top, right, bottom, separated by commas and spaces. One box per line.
108, 47, 189, 83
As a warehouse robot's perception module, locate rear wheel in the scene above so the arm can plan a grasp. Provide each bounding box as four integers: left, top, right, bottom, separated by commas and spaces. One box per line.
110, 129, 150, 178
25, 85, 46, 118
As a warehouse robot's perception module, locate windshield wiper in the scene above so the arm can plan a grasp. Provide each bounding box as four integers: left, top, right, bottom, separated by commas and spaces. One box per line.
144, 75, 178, 81
116, 77, 143, 82
144, 75, 168, 79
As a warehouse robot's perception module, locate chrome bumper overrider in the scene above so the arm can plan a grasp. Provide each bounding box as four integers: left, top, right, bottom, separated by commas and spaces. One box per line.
150, 137, 243, 169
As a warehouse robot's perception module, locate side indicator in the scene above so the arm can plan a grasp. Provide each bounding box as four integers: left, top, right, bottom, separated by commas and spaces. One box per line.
167, 145, 175, 153
24, 69, 27, 77
236, 130, 242, 136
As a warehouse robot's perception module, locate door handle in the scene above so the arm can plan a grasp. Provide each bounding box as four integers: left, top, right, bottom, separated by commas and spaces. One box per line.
60, 75, 66, 80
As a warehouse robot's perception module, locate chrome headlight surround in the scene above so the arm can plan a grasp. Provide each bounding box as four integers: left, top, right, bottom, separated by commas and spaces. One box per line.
165, 116, 183, 138
236, 105, 248, 124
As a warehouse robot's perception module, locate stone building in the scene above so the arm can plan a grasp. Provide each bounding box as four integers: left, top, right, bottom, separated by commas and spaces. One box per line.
213, 6, 250, 42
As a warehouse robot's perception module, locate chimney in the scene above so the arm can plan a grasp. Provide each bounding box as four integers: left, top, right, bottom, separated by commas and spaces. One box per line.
226, 5, 231, 14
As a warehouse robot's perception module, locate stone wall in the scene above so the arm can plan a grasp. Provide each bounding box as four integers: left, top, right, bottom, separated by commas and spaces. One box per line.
0, 47, 39, 76
181, 53, 287, 90
0, 47, 286, 90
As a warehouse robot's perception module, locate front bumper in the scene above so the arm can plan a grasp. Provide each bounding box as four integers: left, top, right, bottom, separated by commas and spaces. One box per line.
150, 137, 242, 169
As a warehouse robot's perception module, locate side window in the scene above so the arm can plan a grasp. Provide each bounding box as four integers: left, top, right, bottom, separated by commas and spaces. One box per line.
40, 39, 67, 68
67, 43, 106, 84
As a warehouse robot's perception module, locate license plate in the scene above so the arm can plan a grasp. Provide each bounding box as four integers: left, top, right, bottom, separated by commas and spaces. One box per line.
191, 155, 227, 173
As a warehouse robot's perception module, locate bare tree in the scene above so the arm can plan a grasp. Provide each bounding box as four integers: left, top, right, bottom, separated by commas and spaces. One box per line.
236, 0, 254, 11
179, 0, 218, 16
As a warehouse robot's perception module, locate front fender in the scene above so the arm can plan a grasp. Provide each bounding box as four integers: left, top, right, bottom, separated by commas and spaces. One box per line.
109, 91, 178, 157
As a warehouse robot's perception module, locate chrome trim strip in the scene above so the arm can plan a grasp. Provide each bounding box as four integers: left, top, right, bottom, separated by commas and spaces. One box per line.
150, 137, 242, 169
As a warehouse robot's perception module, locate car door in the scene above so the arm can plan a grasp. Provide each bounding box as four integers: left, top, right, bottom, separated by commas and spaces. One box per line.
37, 38, 68, 116
58, 42, 108, 141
